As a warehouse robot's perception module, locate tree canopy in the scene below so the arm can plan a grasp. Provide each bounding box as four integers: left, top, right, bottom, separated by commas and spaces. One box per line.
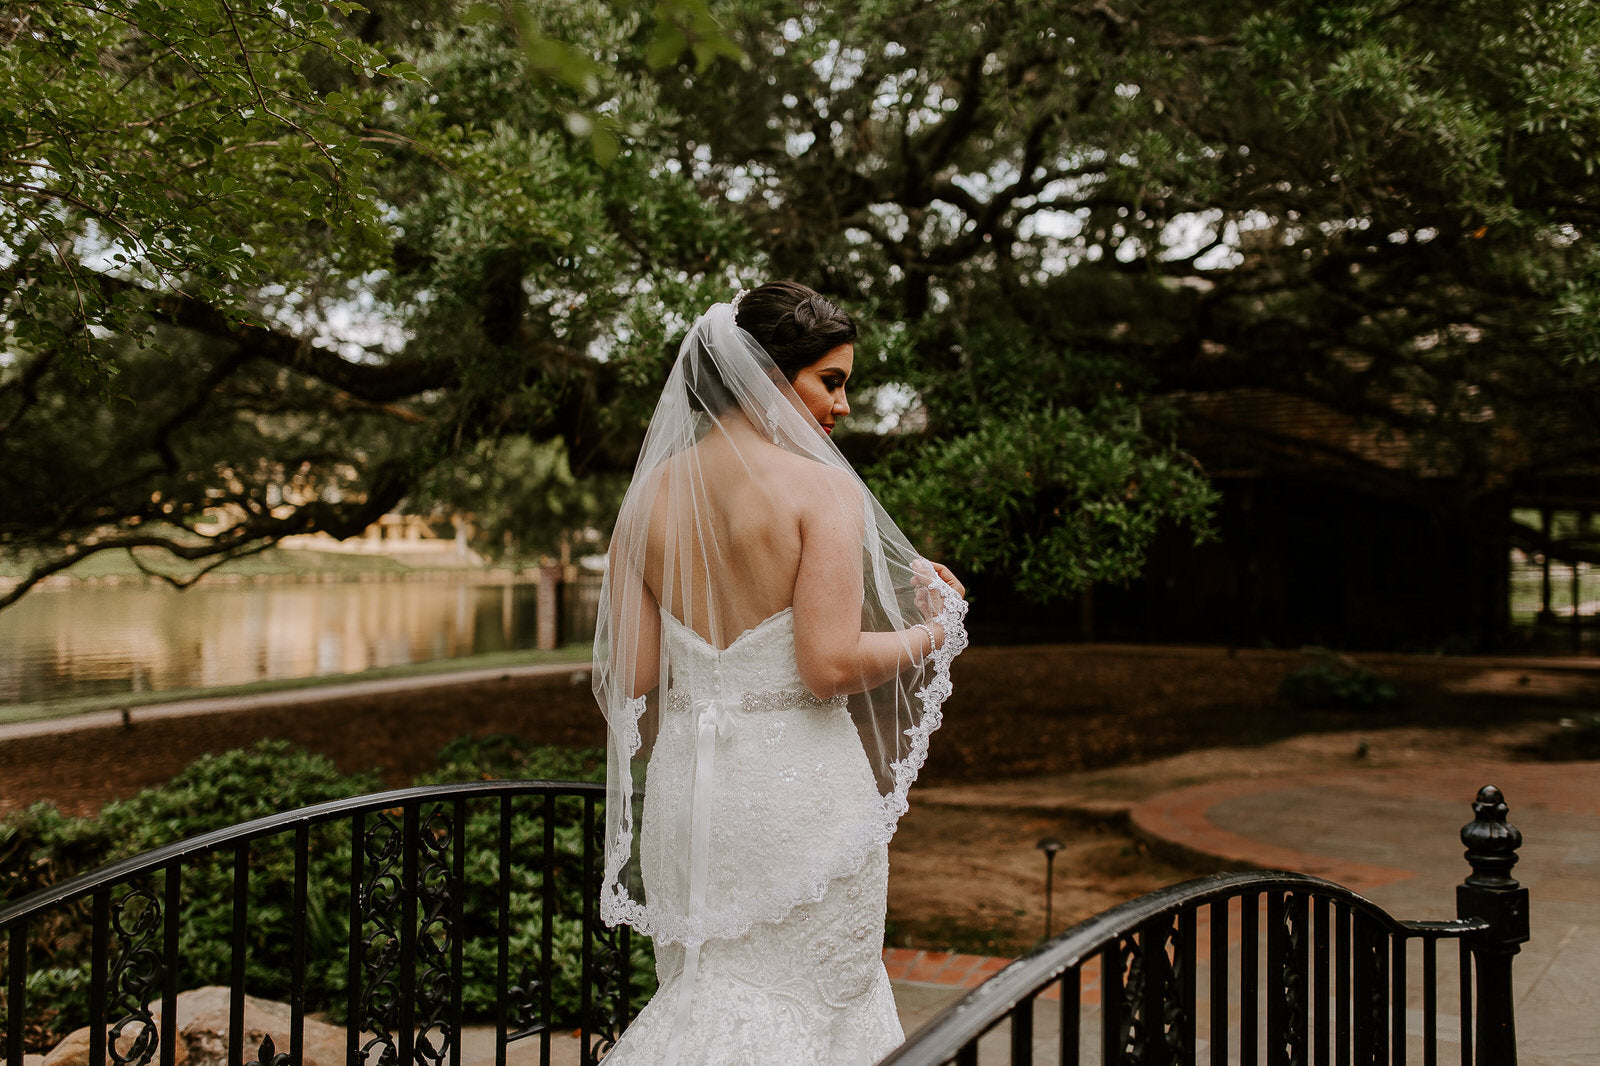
1, 0, 747, 604
4, 0, 1598, 611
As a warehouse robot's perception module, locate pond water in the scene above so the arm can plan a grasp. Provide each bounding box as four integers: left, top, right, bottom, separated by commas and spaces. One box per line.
0, 576, 594, 706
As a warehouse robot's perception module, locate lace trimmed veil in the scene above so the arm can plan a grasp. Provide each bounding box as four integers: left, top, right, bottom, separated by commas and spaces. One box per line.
592, 297, 968, 948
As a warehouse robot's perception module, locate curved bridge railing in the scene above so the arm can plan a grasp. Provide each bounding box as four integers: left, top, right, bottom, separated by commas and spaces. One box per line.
1, 780, 633, 1066
884, 785, 1528, 1066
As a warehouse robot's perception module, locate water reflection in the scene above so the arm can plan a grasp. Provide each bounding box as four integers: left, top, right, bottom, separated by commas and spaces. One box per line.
0, 577, 578, 705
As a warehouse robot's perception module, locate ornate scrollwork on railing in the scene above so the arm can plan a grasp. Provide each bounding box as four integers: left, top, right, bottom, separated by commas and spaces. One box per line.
1106, 930, 1147, 1062
585, 808, 626, 1060
244, 1032, 292, 1066
1277, 893, 1308, 1061
412, 803, 456, 1066
1149, 913, 1190, 1062
106, 880, 164, 1066
357, 809, 404, 1066
507, 964, 548, 1039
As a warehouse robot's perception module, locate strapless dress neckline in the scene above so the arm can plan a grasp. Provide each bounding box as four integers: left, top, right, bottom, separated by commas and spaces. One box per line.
659, 605, 794, 654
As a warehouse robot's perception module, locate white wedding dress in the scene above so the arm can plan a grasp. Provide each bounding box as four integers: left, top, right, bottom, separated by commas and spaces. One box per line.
601, 606, 903, 1066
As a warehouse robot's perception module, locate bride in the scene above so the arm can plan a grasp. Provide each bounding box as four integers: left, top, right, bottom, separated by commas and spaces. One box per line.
592, 281, 968, 1065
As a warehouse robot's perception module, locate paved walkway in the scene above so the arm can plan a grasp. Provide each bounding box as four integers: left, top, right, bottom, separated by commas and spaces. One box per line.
0, 661, 589, 741
889, 758, 1600, 1064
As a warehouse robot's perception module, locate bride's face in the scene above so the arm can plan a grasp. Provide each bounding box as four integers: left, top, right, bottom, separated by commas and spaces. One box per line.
789, 343, 853, 436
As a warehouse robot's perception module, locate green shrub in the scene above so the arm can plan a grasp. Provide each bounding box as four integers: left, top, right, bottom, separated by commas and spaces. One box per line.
413, 734, 653, 1024
1278, 651, 1401, 710
1, 736, 653, 1053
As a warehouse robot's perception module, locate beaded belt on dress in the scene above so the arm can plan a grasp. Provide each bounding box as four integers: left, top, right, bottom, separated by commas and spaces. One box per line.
667, 688, 846, 715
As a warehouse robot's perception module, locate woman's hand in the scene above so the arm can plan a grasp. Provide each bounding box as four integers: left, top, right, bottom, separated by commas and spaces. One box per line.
911, 558, 965, 621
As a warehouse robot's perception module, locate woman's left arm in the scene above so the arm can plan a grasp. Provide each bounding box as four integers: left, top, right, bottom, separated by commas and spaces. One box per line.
792, 471, 959, 698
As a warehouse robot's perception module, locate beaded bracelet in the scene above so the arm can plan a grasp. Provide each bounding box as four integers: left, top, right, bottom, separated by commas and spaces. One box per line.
912, 622, 938, 662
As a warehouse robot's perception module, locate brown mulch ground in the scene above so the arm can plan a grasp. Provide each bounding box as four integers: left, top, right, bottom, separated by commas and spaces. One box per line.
3, 644, 1593, 953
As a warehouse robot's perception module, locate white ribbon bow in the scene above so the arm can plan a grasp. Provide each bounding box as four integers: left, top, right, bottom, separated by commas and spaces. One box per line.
664, 692, 740, 1066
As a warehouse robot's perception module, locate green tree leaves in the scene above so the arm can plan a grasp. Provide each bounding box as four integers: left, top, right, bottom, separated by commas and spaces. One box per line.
1, 1, 402, 360
874, 403, 1217, 602
0, 1, 752, 608
5, 0, 1597, 616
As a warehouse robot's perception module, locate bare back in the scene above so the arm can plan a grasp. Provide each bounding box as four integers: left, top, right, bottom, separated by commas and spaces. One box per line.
640, 427, 825, 649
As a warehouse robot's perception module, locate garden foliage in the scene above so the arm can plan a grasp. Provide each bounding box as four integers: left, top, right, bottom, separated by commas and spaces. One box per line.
0, 736, 652, 1053
1277, 651, 1402, 711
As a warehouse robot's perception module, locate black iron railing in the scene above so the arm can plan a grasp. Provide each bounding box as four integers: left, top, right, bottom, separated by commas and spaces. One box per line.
885, 785, 1528, 1066
4, 778, 1529, 1066
1, 780, 635, 1066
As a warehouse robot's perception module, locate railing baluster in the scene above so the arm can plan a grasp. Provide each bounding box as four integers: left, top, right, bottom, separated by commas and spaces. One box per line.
1336, 902, 1351, 1066
1180, 905, 1198, 1061
8, 918, 27, 1066
1353, 914, 1387, 1066
1267, 891, 1285, 1066
1423, 936, 1437, 1066
399, 803, 420, 1066
496, 796, 512, 1066
1354, 914, 1372, 1066
1211, 897, 1230, 1066
1242, 891, 1259, 1066
1457, 941, 1472, 1066
1141, 918, 1164, 1065
1010, 994, 1034, 1064
161, 864, 179, 1066
579, 796, 595, 1066
452, 797, 467, 1066
346, 811, 364, 1066
542, 792, 556, 1066
1314, 896, 1330, 1066
229, 846, 247, 1066
290, 824, 309, 1066
1392, 934, 1406, 1066
90, 890, 109, 1066
1291, 891, 1311, 1066
1060, 966, 1081, 1066
1101, 942, 1122, 1066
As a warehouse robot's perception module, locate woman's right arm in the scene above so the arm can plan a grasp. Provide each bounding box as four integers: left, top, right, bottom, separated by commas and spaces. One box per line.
606, 498, 662, 700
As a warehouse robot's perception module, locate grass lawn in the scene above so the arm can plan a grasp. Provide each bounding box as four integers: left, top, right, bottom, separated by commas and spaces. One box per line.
0, 544, 494, 583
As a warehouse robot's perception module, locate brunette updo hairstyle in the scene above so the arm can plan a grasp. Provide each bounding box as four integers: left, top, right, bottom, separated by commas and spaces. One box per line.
735, 280, 858, 382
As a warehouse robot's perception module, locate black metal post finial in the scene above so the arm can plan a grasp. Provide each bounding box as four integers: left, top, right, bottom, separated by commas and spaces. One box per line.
1461, 785, 1523, 887
1457, 784, 1528, 1066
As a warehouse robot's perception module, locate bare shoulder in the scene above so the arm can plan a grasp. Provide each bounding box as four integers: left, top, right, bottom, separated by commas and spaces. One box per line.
767, 448, 855, 491
772, 454, 863, 527
612, 461, 671, 547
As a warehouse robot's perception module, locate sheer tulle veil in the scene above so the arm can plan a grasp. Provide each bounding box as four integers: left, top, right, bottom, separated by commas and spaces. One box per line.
593, 296, 968, 947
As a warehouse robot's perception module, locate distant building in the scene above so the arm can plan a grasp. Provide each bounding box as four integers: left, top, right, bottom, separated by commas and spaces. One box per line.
279, 512, 483, 567
1083, 388, 1597, 651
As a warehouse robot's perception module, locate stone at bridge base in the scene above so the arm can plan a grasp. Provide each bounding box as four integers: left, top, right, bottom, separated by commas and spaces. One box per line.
42, 986, 344, 1066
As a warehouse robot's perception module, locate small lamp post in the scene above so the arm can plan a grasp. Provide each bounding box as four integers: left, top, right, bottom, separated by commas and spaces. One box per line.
1036, 837, 1064, 939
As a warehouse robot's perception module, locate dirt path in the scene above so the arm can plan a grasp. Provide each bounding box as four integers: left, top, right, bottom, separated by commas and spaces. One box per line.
886, 719, 1560, 954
